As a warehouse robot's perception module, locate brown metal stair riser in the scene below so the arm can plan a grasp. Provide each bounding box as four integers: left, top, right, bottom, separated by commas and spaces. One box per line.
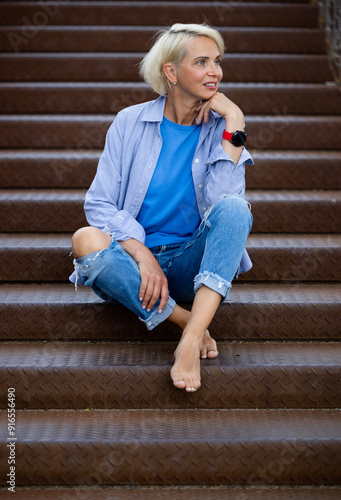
0, 27, 327, 53
0, 284, 340, 341
1, 151, 341, 190
1, 83, 341, 115
0, 409, 340, 486
1, 241, 341, 282
0, 3, 319, 28
0, 54, 332, 83
1, 116, 340, 149
0, 342, 340, 409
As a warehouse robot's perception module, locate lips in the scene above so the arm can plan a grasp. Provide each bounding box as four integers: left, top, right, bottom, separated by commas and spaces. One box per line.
204, 82, 218, 88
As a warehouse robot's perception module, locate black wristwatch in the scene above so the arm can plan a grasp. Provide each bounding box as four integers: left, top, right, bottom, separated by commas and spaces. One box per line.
222, 130, 248, 147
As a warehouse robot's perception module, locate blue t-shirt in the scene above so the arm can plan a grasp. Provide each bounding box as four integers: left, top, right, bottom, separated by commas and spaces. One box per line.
136, 116, 201, 248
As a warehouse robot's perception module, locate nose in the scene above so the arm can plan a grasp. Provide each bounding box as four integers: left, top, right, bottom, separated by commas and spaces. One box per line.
207, 61, 221, 77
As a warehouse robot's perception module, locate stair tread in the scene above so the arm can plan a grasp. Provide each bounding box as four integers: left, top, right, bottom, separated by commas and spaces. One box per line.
1, 282, 340, 304
2, 148, 340, 159
1, 232, 341, 248
1, 188, 340, 201
0, 408, 339, 445
2, 341, 340, 367
1, 487, 341, 500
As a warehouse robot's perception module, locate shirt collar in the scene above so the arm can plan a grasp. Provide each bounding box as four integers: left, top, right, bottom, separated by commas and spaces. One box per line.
140, 95, 216, 130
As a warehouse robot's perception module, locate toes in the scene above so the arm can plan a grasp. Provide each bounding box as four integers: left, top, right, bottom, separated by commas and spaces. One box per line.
200, 347, 207, 359
173, 380, 186, 389
207, 350, 218, 359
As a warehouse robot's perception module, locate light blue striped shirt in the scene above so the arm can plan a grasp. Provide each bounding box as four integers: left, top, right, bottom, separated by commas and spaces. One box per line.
71, 95, 254, 283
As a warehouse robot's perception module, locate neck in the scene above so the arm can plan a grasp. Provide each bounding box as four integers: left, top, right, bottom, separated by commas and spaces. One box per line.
164, 93, 200, 126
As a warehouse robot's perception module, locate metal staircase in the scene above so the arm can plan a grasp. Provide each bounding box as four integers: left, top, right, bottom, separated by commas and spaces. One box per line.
0, 1, 340, 498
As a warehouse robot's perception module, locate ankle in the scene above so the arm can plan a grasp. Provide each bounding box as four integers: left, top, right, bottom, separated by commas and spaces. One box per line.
167, 305, 190, 331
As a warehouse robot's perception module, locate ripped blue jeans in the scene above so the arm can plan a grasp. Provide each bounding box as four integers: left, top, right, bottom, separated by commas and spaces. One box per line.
74, 195, 253, 330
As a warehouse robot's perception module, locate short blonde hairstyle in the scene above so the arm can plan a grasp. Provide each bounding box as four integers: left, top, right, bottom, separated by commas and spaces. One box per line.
140, 23, 225, 95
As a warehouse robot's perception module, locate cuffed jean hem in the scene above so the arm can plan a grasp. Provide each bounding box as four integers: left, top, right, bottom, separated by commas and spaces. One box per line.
139, 296, 176, 331
194, 271, 232, 300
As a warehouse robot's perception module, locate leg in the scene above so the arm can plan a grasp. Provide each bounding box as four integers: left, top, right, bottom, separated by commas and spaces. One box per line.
167, 304, 218, 360
170, 286, 221, 392
72, 226, 111, 259
72, 227, 176, 329
167, 195, 253, 391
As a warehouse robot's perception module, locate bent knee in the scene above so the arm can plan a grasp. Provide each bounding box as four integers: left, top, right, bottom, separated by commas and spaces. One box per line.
212, 195, 252, 228
72, 227, 111, 259
217, 195, 250, 214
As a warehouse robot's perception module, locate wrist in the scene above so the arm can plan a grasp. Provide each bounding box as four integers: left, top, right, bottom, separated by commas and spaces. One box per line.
224, 110, 244, 132
119, 238, 146, 261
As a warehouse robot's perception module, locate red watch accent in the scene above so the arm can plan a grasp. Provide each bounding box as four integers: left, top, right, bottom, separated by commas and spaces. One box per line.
222, 130, 233, 141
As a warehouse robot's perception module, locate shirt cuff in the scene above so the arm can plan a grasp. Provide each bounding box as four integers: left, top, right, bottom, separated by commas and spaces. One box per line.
207, 143, 254, 167
104, 210, 146, 244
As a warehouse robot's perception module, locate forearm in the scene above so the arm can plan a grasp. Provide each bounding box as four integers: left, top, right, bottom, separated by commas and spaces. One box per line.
118, 238, 149, 262
222, 110, 245, 166
118, 238, 169, 313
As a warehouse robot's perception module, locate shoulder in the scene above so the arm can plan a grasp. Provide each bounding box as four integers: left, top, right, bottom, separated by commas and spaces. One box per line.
117, 96, 165, 124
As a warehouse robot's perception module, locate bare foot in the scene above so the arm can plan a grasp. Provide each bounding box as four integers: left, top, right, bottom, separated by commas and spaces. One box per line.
201, 329, 218, 360
170, 331, 203, 392
168, 305, 218, 360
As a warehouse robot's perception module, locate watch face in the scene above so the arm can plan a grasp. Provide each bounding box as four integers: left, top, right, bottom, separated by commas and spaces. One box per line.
232, 131, 247, 147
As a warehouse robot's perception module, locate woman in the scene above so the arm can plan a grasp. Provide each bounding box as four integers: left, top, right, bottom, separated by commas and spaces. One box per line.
71, 23, 253, 393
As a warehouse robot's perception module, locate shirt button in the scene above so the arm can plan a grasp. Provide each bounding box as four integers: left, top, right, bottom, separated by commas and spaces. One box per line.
194, 158, 199, 163
203, 206, 207, 211
198, 184, 203, 189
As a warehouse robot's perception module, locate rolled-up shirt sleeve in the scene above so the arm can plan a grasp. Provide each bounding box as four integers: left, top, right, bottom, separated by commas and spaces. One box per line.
84, 113, 146, 244
204, 142, 254, 205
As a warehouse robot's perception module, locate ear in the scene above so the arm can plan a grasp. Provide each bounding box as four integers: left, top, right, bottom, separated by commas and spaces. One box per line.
163, 62, 177, 85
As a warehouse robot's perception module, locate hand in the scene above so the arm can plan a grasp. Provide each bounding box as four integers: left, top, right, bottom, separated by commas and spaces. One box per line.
195, 92, 245, 165
195, 92, 244, 127
119, 239, 169, 313
137, 252, 169, 313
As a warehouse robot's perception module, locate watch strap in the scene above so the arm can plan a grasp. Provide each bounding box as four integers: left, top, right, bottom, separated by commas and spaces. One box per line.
222, 130, 233, 141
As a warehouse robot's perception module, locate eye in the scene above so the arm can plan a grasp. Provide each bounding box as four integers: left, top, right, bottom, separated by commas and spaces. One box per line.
215, 59, 222, 66
197, 59, 206, 66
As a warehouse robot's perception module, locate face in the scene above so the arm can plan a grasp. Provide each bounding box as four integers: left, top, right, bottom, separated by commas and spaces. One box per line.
172, 36, 223, 102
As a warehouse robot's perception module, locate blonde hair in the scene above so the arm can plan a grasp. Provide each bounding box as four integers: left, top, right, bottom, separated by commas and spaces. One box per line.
140, 23, 225, 95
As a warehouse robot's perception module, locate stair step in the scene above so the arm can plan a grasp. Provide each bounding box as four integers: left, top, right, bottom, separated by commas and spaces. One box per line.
1, 189, 340, 233
0, 149, 100, 189
248, 151, 341, 190
0, 26, 326, 53
1, 233, 340, 282
1, 115, 340, 150
0, 2, 319, 28
1, 341, 340, 409
1, 53, 332, 83
2, 83, 340, 115
1, 283, 340, 341
1, 150, 340, 190
1, 486, 341, 500
0, 409, 339, 485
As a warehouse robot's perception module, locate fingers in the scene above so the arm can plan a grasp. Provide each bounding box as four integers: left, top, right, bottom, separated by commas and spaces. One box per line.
139, 269, 168, 313
195, 100, 213, 125
158, 280, 169, 313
